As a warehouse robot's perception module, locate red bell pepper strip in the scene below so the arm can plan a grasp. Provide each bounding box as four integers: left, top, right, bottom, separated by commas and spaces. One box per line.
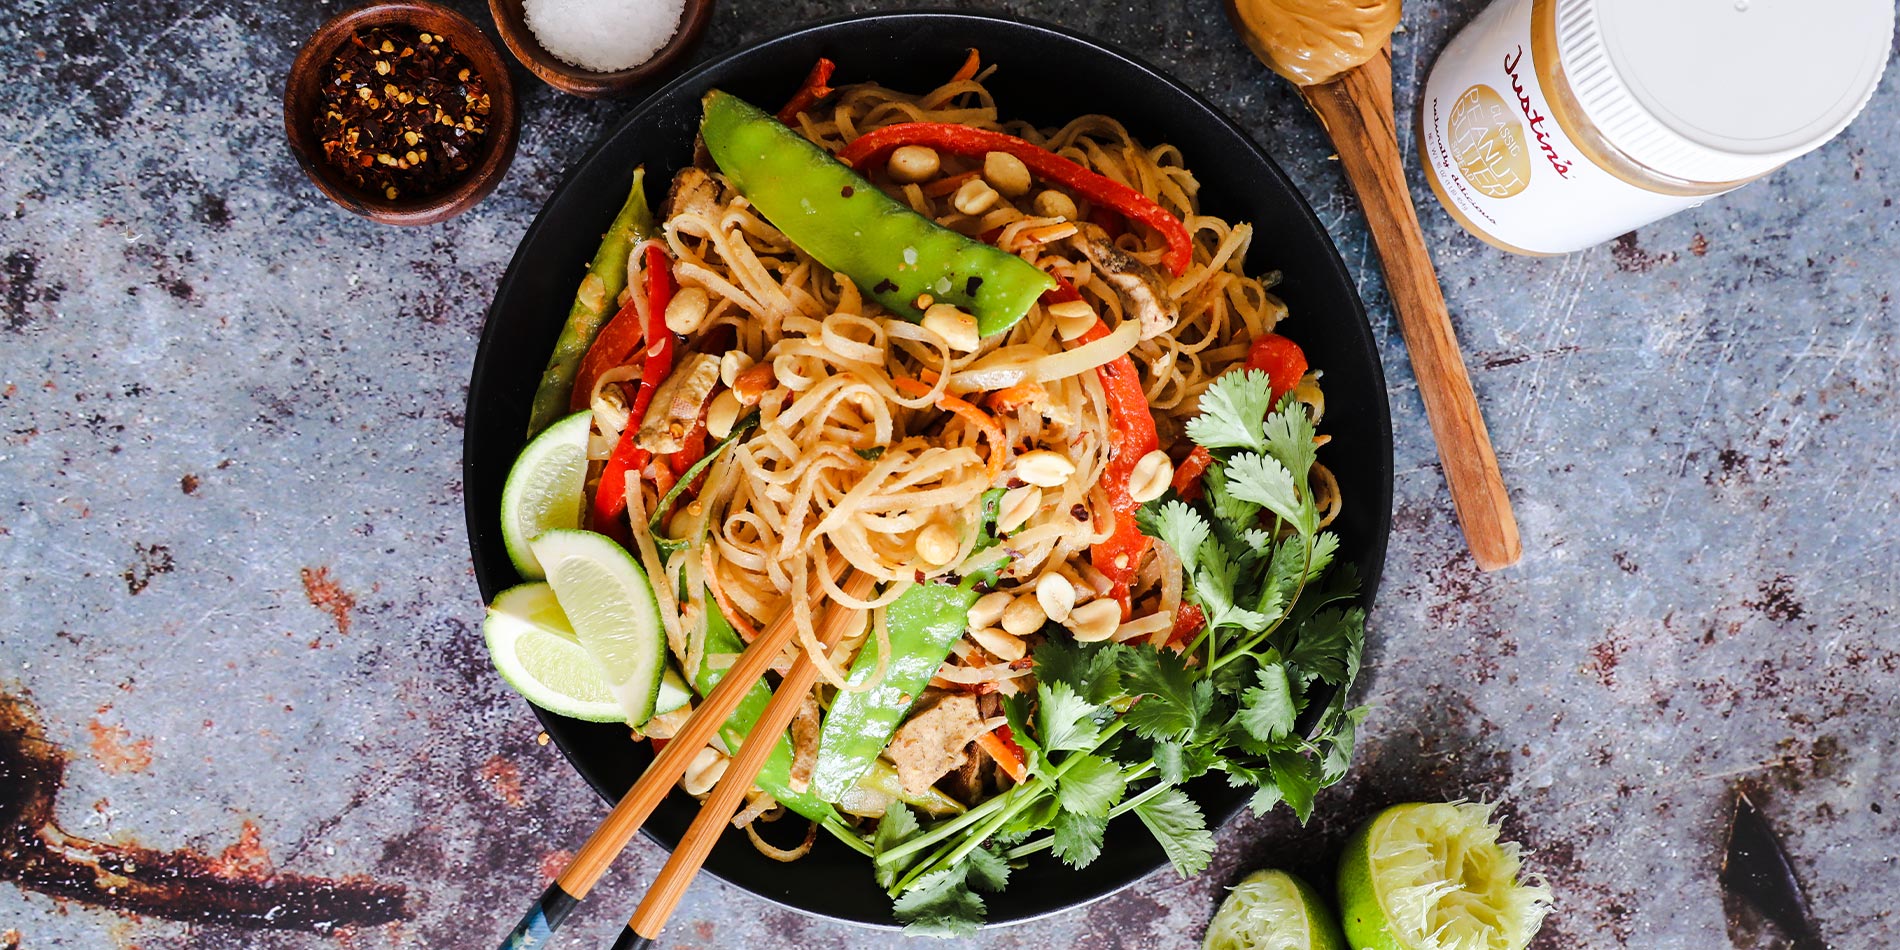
836, 123, 1194, 277
589, 244, 678, 538
1088, 205, 1126, 240
1172, 332, 1309, 502
570, 295, 643, 413
1171, 446, 1214, 502
1166, 601, 1207, 649
1043, 277, 1156, 615
1246, 332, 1309, 397
776, 58, 836, 125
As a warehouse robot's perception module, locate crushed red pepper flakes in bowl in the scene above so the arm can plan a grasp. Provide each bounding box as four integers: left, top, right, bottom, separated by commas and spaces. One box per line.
314, 26, 491, 202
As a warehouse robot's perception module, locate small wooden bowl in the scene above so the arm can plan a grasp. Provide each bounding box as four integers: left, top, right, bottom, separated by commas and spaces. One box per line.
489, 0, 714, 99
284, 1, 519, 226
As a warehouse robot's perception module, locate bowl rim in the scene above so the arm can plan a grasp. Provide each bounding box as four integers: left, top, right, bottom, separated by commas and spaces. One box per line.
282, 0, 519, 226
464, 8, 1394, 929
487, 0, 715, 99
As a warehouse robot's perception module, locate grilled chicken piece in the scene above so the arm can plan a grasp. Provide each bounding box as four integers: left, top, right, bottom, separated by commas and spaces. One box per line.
667, 165, 723, 219
635, 352, 719, 454
1069, 223, 1179, 340
885, 692, 990, 797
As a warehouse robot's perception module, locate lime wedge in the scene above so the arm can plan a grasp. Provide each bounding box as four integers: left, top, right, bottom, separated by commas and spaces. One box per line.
484, 581, 689, 723
1204, 869, 1346, 950
483, 583, 623, 722
530, 530, 667, 725
1336, 802, 1552, 950
501, 409, 593, 580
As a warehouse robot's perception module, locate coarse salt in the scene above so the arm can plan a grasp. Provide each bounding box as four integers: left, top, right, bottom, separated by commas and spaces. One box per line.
523, 0, 685, 73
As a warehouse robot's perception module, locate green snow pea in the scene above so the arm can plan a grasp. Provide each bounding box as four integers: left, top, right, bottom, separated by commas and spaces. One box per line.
696, 595, 839, 824
809, 492, 1011, 802
698, 90, 1055, 336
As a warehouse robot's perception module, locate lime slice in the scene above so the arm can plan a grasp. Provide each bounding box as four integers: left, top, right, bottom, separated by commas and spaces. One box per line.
1336, 802, 1552, 950
483, 583, 623, 722
1204, 869, 1346, 950
530, 530, 667, 725
501, 410, 593, 580
484, 581, 689, 722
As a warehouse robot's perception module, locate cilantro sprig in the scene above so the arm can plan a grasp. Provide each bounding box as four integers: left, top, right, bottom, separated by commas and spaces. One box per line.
873, 369, 1369, 935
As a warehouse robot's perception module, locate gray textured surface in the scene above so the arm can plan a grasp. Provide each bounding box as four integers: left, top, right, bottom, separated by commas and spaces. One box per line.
1, 0, 1894, 947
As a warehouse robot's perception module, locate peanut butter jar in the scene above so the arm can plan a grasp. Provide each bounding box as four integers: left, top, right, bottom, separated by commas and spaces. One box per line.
1418, 0, 1894, 256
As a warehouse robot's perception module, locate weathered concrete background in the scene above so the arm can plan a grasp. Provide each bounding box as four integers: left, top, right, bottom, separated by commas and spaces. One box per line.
0, 0, 1893, 947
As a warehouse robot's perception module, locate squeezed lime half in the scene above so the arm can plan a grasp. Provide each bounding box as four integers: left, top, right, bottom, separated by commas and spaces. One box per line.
1336, 802, 1553, 950
1204, 868, 1347, 950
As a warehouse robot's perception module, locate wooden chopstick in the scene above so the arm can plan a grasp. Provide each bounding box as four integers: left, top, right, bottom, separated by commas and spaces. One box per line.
611, 570, 878, 949
495, 556, 848, 949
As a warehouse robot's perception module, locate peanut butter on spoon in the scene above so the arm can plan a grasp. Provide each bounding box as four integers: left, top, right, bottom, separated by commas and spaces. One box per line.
1226, 0, 1522, 571
1228, 0, 1402, 85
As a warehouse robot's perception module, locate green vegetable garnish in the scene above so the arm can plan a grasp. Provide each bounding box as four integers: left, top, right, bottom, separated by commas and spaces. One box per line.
698, 90, 1055, 335
871, 369, 1368, 935
526, 170, 652, 437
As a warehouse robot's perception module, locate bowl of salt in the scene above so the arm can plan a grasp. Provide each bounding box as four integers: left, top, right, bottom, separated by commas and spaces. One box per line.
489, 0, 713, 98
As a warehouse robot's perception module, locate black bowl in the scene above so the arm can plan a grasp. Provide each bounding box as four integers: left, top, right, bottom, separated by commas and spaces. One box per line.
465, 11, 1394, 929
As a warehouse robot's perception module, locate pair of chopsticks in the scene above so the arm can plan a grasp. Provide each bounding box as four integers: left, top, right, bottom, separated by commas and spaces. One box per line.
496, 565, 873, 950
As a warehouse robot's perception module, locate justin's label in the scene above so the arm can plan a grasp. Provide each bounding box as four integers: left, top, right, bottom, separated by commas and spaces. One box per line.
1418, 0, 1709, 255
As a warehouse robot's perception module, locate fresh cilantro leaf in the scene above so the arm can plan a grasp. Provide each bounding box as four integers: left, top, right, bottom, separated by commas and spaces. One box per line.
1133, 786, 1216, 877
1267, 749, 1321, 823
1285, 607, 1360, 684
1002, 693, 1043, 775
1034, 638, 1124, 706
996, 794, 1060, 839
1051, 809, 1109, 868
1037, 681, 1103, 753
1239, 526, 1277, 557
973, 487, 1007, 549
1224, 451, 1310, 535
872, 805, 921, 889
964, 846, 1011, 894
856, 446, 886, 461
1202, 463, 1258, 539
1238, 663, 1299, 744
1320, 705, 1370, 784
1154, 739, 1218, 784
1120, 647, 1203, 740
1141, 500, 1212, 578
1055, 753, 1126, 818
1247, 783, 1285, 817
1184, 369, 1276, 453
893, 866, 984, 937
1306, 531, 1340, 583
1262, 402, 1317, 484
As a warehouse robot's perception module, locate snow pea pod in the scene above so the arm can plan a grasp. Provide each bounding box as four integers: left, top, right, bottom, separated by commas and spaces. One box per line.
698, 90, 1054, 336
809, 579, 979, 802
696, 596, 839, 824
527, 169, 652, 437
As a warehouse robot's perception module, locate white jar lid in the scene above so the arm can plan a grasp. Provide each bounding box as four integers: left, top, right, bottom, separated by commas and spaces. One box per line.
1555, 0, 1894, 184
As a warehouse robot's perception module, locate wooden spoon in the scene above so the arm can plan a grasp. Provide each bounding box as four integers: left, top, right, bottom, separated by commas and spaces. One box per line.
1226, 0, 1522, 570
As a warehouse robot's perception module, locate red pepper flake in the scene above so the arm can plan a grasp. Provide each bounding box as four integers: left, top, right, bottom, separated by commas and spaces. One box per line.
313, 26, 491, 201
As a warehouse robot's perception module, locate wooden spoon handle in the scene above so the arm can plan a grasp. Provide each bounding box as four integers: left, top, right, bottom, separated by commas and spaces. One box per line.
1300, 51, 1522, 570
626, 571, 878, 942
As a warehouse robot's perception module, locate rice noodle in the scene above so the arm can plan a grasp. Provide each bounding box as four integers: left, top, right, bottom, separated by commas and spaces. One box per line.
577, 65, 1334, 860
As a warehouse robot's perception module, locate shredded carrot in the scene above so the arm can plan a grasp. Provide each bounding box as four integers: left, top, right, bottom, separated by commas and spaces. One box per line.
950, 49, 980, 84
987, 380, 1047, 413
703, 542, 762, 643
894, 376, 1005, 483
975, 729, 1028, 783
921, 170, 980, 198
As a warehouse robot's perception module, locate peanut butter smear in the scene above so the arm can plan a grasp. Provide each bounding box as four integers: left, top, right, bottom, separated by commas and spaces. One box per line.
1226, 0, 1403, 86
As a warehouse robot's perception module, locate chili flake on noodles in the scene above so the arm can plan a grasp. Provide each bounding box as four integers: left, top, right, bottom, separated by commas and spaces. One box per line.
314, 26, 491, 201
